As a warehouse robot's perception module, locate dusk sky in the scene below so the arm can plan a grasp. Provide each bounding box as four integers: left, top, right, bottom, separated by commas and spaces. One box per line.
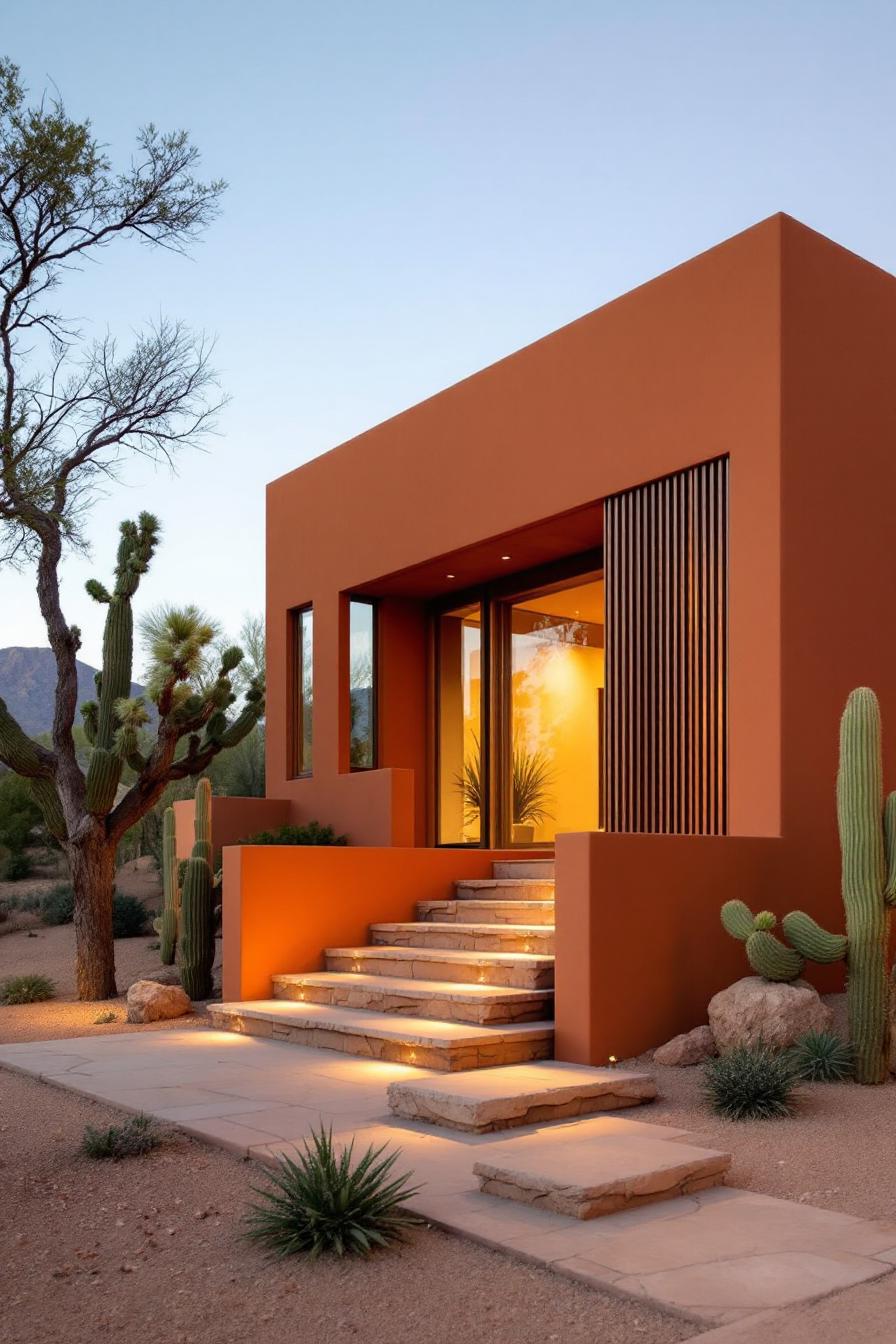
3, 0, 896, 669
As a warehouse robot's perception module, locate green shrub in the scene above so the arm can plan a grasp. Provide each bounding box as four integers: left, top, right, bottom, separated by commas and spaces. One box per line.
40, 883, 75, 925
3, 851, 32, 881
82, 1113, 160, 1160
93, 1010, 117, 1024
112, 893, 150, 938
239, 821, 347, 847
245, 1126, 420, 1258
703, 1044, 797, 1120
789, 1030, 854, 1082
0, 973, 56, 1004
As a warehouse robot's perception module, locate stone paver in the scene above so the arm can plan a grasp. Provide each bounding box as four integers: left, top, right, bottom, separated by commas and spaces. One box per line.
388, 1060, 657, 1131
473, 1131, 730, 1217
3, 1029, 895, 1331
272, 971, 553, 1025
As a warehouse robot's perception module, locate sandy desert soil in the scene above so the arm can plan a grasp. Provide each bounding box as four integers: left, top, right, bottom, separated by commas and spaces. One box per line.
629, 993, 896, 1222
0, 1069, 696, 1344
0, 920, 210, 1044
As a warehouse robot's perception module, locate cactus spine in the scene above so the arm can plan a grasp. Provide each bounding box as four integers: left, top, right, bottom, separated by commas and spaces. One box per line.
178, 777, 216, 1000
721, 688, 896, 1085
158, 807, 179, 965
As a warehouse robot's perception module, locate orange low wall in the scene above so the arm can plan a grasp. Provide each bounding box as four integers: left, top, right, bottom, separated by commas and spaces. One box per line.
553, 831, 852, 1065
173, 797, 292, 864
222, 846, 552, 1001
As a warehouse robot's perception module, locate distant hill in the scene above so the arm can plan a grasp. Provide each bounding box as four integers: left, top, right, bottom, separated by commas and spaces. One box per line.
0, 647, 147, 738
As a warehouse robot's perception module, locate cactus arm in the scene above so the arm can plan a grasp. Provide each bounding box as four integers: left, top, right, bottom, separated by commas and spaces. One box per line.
884, 791, 896, 904
720, 900, 756, 941
745, 929, 805, 982
782, 910, 847, 963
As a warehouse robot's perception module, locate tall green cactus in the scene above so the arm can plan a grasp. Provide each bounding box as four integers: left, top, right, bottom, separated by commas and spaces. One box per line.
178, 777, 217, 1000
721, 688, 895, 1085
158, 807, 179, 965
83, 515, 158, 814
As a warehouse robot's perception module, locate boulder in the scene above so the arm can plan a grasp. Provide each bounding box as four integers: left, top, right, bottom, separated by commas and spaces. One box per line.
653, 1024, 718, 1067
708, 976, 832, 1051
136, 966, 182, 988
126, 978, 191, 1024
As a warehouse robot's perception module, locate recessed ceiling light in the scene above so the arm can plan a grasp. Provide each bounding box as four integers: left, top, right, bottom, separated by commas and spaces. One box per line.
446, 573, 456, 579
501, 554, 511, 561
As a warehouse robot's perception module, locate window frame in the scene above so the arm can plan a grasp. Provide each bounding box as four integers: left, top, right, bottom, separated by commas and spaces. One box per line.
347, 596, 378, 772
288, 604, 314, 778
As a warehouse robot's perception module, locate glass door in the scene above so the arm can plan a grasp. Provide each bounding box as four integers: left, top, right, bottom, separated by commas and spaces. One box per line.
501, 577, 604, 844
436, 602, 485, 845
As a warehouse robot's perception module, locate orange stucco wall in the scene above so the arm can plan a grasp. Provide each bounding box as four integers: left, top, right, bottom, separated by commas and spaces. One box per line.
266, 213, 786, 846
222, 846, 551, 1002
173, 796, 291, 864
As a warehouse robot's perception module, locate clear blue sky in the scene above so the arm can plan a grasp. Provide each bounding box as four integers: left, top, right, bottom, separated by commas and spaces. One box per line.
3, 0, 896, 669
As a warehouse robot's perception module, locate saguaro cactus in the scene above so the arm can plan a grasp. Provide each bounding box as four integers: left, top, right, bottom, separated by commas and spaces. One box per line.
82, 516, 158, 814
178, 777, 217, 1000
158, 807, 180, 965
721, 688, 895, 1084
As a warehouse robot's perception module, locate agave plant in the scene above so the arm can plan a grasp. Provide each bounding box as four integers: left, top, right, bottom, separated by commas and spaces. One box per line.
455, 735, 555, 827
245, 1126, 421, 1258
512, 743, 555, 826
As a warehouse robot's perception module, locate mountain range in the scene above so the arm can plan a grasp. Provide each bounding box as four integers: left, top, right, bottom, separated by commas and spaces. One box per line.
0, 647, 146, 738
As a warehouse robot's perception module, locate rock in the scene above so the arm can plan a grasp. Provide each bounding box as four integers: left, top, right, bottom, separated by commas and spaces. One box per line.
126, 979, 191, 1024
708, 976, 832, 1051
653, 1024, 718, 1067
136, 966, 182, 988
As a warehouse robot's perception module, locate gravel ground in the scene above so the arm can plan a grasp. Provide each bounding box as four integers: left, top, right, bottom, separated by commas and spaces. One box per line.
0, 1069, 696, 1344
0, 920, 209, 1043
629, 993, 896, 1222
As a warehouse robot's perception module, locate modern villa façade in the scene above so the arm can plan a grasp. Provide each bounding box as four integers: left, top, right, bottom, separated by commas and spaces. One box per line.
178, 213, 896, 1068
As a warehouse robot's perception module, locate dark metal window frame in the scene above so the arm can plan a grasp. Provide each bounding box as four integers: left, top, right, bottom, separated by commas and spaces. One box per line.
288, 604, 313, 779
430, 547, 604, 848
348, 596, 378, 772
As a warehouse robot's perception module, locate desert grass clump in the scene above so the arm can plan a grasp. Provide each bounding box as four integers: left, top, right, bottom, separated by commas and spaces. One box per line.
704, 1044, 797, 1120
0, 972, 55, 1004
245, 1126, 421, 1258
789, 1030, 854, 1082
82, 1113, 159, 1160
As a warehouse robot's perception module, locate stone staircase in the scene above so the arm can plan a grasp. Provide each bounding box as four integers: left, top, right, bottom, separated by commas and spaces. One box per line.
208, 859, 558, 1070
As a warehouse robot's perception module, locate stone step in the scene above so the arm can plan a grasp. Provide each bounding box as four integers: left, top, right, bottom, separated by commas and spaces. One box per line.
370, 921, 555, 956
325, 944, 554, 990
272, 971, 554, 1025
417, 899, 555, 927
493, 860, 554, 879
387, 1061, 656, 1132
455, 878, 555, 902
207, 1000, 553, 1071
472, 1131, 731, 1218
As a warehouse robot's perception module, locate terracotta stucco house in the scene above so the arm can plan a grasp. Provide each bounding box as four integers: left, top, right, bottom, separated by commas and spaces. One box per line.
188, 214, 896, 1067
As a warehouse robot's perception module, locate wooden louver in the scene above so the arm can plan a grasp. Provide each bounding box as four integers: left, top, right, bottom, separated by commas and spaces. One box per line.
604, 457, 728, 834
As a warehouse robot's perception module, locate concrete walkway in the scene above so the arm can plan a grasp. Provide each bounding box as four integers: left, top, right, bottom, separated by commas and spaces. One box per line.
2, 1029, 895, 1335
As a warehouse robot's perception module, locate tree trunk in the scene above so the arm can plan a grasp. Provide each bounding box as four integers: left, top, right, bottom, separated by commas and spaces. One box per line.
68, 827, 118, 1000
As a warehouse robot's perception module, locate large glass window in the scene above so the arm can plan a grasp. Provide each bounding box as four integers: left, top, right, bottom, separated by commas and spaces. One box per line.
437, 603, 483, 844
290, 606, 313, 776
349, 599, 376, 769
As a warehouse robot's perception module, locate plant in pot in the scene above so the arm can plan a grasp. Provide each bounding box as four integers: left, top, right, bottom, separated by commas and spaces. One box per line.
455, 737, 555, 843
511, 742, 555, 842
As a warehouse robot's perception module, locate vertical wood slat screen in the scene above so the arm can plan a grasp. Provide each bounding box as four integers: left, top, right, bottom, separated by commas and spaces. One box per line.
604, 457, 728, 835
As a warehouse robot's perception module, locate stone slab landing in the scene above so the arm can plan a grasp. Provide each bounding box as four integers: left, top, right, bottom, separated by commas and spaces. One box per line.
387, 1060, 657, 1132
3, 1031, 896, 1333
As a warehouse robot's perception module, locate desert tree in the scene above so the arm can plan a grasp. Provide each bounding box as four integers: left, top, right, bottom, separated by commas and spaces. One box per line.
0, 58, 263, 997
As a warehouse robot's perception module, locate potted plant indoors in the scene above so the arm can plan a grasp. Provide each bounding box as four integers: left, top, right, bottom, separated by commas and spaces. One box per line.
456, 738, 555, 843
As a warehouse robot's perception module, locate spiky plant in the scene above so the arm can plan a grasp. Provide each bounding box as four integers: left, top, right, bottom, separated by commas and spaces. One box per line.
245, 1127, 421, 1259
703, 1044, 797, 1120
0, 973, 55, 1004
456, 736, 484, 824
512, 742, 555, 826
789, 1030, 855, 1082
